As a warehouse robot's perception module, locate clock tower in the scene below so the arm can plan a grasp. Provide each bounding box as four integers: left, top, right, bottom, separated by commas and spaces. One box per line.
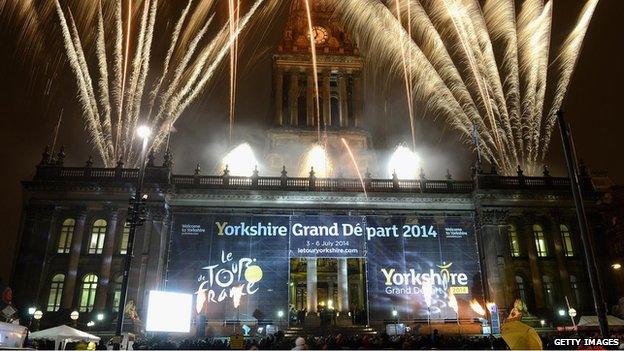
267, 0, 372, 176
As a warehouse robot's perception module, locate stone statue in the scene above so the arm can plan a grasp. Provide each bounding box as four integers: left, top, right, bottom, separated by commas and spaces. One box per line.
123, 300, 144, 335
506, 299, 529, 322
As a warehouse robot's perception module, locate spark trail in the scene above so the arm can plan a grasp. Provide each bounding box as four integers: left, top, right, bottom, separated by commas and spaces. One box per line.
341, 138, 368, 199
303, 0, 322, 141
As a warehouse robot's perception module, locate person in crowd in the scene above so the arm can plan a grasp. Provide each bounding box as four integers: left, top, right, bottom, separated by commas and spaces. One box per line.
291, 336, 307, 350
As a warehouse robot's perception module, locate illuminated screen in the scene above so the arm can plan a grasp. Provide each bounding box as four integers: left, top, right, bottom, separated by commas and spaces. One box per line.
145, 290, 193, 333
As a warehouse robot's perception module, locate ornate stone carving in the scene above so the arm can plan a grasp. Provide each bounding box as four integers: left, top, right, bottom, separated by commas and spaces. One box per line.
478, 209, 509, 226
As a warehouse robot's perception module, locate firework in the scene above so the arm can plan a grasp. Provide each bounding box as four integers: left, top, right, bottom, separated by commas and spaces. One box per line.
342, 0, 598, 175
341, 138, 368, 198
52, 0, 266, 166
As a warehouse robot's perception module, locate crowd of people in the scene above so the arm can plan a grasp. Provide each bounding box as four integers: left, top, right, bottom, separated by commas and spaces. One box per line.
131, 330, 508, 350
129, 330, 624, 350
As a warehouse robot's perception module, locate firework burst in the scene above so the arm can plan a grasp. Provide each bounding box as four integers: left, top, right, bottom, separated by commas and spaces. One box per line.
341, 0, 598, 175
53, 0, 267, 166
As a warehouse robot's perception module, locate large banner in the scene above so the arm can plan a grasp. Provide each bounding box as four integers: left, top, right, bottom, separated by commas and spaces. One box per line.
167, 213, 480, 323
168, 214, 290, 322
366, 215, 481, 321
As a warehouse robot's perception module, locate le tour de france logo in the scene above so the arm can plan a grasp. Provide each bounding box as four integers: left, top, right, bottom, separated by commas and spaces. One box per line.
380, 261, 470, 296
194, 250, 264, 314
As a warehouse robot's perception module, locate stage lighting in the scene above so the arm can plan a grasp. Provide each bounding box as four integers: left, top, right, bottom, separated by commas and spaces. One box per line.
222, 143, 258, 176
146, 290, 193, 333
388, 145, 420, 179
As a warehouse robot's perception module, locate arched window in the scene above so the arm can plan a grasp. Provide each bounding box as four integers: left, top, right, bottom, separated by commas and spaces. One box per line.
46, 274, 65, 311
57, 219, 75, 253
119, 224, 130, 255
79, 274, 98, 312
560, 224, 574, 257
112, 275, 124, 312
543, 275, 555, 307
508, 224, 521, 257
533, 224, 548, 257
570, 275, 581, 307
88, 219, 107, 254
515, 275, 527, 302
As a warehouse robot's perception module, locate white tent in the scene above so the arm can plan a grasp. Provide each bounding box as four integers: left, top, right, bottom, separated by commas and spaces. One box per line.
577, 315, 624, 327
29, 325, 100, 350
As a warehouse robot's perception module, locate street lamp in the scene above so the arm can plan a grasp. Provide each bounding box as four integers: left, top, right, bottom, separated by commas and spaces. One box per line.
114, 126, 152, 349
70, 310, 79, 327
391, 308, 399, 335
558, 309, 566, 317
33, 310, 43, 331
28, 307, 36, 315
97, 313, 104, 321
612, 263, 622, 270
33, 310, 43, 320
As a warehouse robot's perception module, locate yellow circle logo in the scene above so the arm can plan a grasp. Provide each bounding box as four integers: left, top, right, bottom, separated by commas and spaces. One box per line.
244, 265, 263, 283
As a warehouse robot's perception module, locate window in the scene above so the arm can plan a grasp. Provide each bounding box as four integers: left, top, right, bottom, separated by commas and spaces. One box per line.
560, 224, 574, 257
57, 218, 75, 253
79, 274, 98, 312
533, 224, 548, 257
88, 219, 107, 254
112, 275, 124, 312
119, 224, 130, 255
515, 275, 526, 302
508, 224, 521, 257
543, 275, 555, 307
570, 275, 581, 307
46, 274, 65, 311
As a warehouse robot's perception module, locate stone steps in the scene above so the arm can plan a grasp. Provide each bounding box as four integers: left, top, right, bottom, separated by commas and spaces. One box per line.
283, 325, 378, 338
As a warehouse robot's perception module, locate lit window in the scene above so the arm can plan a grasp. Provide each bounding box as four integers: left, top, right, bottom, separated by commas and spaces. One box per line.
533, 224, 548, 257
112, 275, 124, 312
46, 274, 65, 311
88, 219, 107, 254
79, 274, 98, 312
515, 275, 526, 302
119, 224, 130, 255
543, 275, 554, 307
57, 219, 75, 253
508, 224, 521, 257
560, 224, 574, 257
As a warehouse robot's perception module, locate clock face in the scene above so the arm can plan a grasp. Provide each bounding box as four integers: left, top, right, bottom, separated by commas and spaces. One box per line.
311, 26, 328, 45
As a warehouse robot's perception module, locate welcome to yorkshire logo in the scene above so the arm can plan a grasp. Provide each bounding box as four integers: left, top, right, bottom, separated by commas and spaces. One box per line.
381, 261, 469, 295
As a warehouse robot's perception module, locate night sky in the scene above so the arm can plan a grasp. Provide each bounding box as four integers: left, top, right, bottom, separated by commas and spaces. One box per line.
0, 0, 622, 284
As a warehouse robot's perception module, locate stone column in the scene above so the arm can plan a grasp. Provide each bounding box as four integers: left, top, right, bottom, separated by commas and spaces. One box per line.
306, 258, 317, 313
353, 73, 363, 128
95, 209, 120, 310
274, 67, 284, 126
524, 220, 545, 309
62, 210, 88, 309
550, 216, 572, 302
322, 71, 331, 126
337, 258, 349, 312
288, 70, 299, 126
499, 225, 517, 312
327, 279, 334, 307
338, 73, 349, 127
306, 70, 314, 126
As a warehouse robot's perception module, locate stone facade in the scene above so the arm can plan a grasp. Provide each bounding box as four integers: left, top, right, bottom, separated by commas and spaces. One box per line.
10, 154, 608, 331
